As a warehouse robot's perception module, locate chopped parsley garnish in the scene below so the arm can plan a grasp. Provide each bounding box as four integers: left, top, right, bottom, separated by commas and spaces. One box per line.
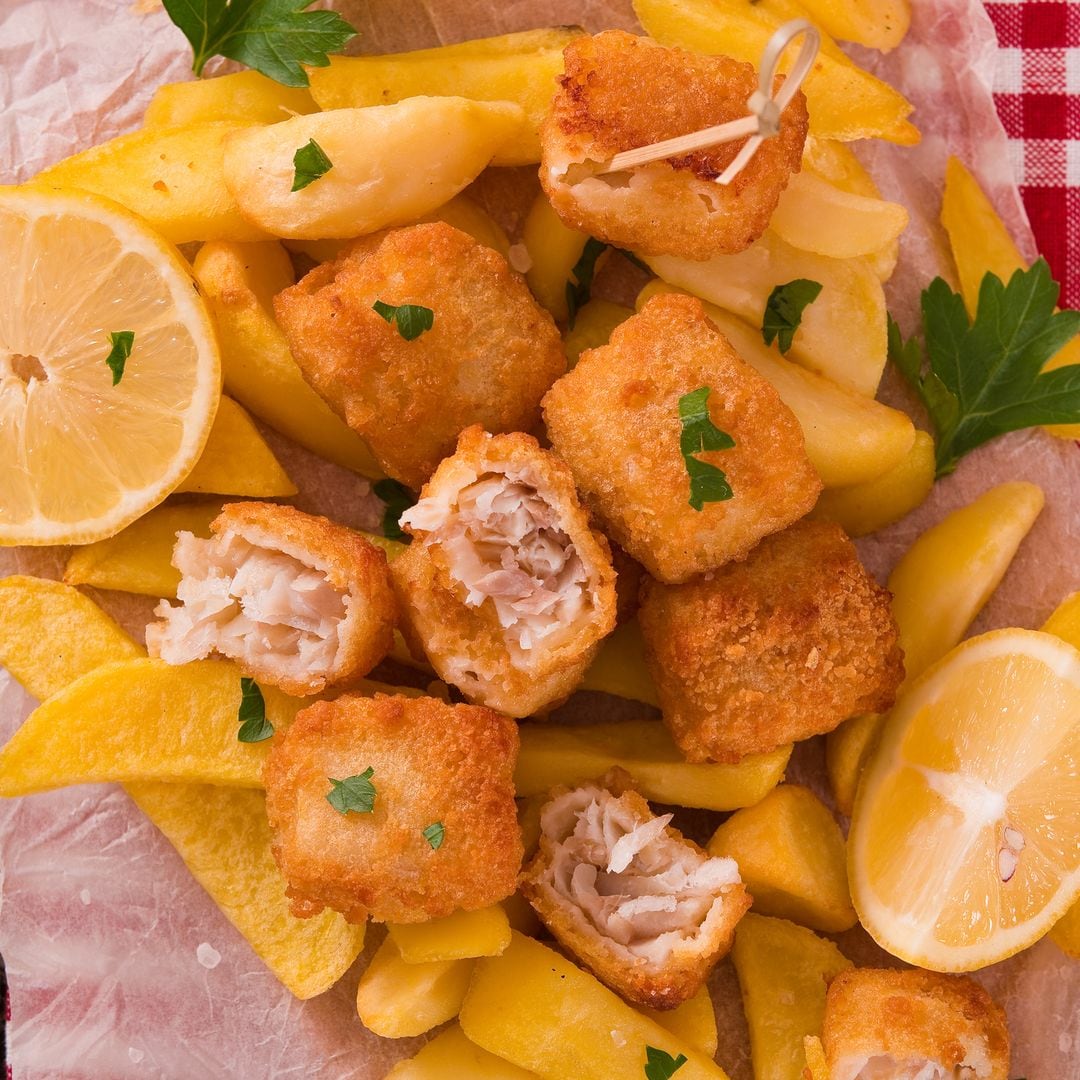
236, 677, 273, 743
104, 331, 134, 386
373, 301, 435, 341
678, 386, 735, 511
644, 1046, 688, 1080
762, 278, 823, 355
565, 237, 608, 329
373, 478, 416, 542
161, 0, 357, 87
422, 822, 445, 850
326, 767, 377, 815
291, 138, 333, 191
891, 259, 1080, 477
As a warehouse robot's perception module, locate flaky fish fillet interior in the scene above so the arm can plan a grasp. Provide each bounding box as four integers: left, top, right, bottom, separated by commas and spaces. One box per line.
523, 771, 751, 1009
147, 502, 395, 696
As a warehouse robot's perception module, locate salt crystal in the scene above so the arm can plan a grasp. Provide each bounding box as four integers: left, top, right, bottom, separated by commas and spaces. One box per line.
196, 942, 221, 969
507, 243, 532, 274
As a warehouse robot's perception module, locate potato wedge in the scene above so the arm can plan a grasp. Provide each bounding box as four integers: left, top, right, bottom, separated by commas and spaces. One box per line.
307, 29, 583, 167
802, 136, 880, 197
388, 906, 512, 963
633, 0, 918, 144
460, 932, 730, 1080
222, 99, 524, 239
759, 0, 909, 52
521, 191, 591, 323
191, 240, 381, 475
824, 712, 884, 818
564, 298, 634, 367
177, 396, 296, 497
33, 121, 268, 244
638, 986, 719, 1058
644, 231, 888, 397
515, 719, 791, 812
144, 71, 317, 127
387, 1024, 540, 1079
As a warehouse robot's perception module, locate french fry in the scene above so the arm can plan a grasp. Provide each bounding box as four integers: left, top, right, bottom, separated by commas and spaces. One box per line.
521, 191, 591, 323
638, 281, 917, 488
759, 0, 910, 52
191, 240, 382, 476
33, 121, 269, 244
307, 29, 583, 167
222, 99, 524, 239
144, 71, 318, 127
633, 0, 918, 145
803, 1035, 829, 1080
824, 712, 882, 818
577, 621, 659, 707
564, 298, 634, 367
515, 719, 791, 812
388, 905, 512, 963
387, 1024, 540, 1079
177, 396, 296, 497
355, 936, 474, 1038
460, 932, 730, 1079
637, 986, 719, 1058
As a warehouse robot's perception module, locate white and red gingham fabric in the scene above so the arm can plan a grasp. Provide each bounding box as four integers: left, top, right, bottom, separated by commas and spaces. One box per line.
986, 0, 1080, 306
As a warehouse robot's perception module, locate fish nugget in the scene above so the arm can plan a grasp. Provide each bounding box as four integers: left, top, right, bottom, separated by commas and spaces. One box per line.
273, 221, 566, 490
639, 520, 904, 763
147, 501, 395, 697
522, 769, 751, 1010
822, 968, 1010, 1080
263, 693, 522, 923
540, 31, 808, 260
392, 426, 617, 718
543, 293, 821, 584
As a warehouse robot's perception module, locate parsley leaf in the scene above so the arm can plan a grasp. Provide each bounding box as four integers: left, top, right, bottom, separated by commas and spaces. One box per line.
565, 237, 608, 329
161, 0, 357, 88
373, 478, 416, 542
104, 331, 134, 386
237, 677, 273, 743
891, 259, 1080, 477
422, 822, 445, 849
762, 278, 823, 355
291, 138, 333, 191
326, 767, 377, 815
373, 300, 435, 341
644, 1046, 688, 1080
678, 387, 735, 511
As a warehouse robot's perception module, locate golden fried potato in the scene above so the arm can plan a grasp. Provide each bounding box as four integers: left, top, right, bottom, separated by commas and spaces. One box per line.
543, 293, 821, 584
392, 426, 617, 718
274, 222, 566, 490
540, 31, 808, 259
639, 520, 904, 762
822, 969, 1010, 1080
263, 693, 522, 923
147, 502, 395, 696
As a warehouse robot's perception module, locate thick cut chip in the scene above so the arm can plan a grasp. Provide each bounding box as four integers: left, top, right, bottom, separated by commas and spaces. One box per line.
386, 1024, 539, 1079
388, 906, 512, 963
144, 71, 317, 127
638, 985, 718, 1058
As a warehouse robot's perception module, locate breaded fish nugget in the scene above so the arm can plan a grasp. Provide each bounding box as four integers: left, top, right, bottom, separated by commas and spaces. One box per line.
543, 293, 821, 584
273, 221, 565, 490
639, 520, 904, 762
264, 693, 522, 923
392, 426, 617, 718
522, 769, 751, 1010
540, 31, 808, 259
147, 502, 395, 697
822, 968, 1010, 1080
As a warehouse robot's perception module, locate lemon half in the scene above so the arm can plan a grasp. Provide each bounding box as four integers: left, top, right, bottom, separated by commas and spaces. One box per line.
0, 186, 220, 545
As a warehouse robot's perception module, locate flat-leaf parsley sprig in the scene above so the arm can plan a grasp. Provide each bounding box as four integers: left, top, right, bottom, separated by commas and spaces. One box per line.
891, 259, 1080, 477
678, 386, 735, 511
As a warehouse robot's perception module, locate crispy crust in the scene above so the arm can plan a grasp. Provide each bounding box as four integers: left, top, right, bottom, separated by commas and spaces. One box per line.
273, 221, 565, 490
263, 693, 522, 923
540, 31, 808, 259
823, 969, 1010, 1080
543, 293, 821, 584
391, 426, 617, 718
639, 519, 904, 762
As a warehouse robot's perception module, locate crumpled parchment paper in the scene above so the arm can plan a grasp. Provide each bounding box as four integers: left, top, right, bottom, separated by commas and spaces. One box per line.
0, 0, 1077, 1076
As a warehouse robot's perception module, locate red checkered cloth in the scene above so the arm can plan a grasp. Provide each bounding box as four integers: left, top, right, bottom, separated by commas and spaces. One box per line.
985, 0, 1080, 307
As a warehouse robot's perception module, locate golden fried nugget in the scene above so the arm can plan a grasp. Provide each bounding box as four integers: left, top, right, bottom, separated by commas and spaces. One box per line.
540, 31, 808, 259
522, 769, 751, 1010
273, 222, 565, 490
822, 969, 1010, 1080
263, 694, 522, 924
543, 293, 821, 584
392, 426, 617, 718
147, 502, 395, 697
639, 520, 904, 763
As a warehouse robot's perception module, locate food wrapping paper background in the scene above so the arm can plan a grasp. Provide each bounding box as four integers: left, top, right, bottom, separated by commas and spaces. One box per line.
0, 0, 1078, 1075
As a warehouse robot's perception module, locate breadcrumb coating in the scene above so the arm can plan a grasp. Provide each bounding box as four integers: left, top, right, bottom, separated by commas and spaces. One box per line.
639, 520, 904, 762
263, 693, 522, 923
543, 293, 821, 584
273, 221, 565, 490
540, 31, 808, 259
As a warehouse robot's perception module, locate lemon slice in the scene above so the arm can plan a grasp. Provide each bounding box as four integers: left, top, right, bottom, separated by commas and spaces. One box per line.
0, 186, 220, 545
849, 627, 1080, 971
